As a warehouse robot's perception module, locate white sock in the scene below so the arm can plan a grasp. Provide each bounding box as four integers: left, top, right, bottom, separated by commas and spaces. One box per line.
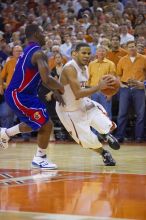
36, 147, 46, 157
6, 125, 21, 137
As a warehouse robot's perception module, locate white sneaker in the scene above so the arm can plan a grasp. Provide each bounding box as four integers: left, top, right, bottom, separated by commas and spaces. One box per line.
0, 128, 10, 149
31, 155, 58, 170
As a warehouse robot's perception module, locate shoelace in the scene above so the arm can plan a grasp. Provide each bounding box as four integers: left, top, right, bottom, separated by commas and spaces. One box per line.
39, 160, 53, 166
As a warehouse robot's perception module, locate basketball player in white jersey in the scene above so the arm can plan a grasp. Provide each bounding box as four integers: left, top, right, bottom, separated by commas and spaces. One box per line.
56, 43, 120, 166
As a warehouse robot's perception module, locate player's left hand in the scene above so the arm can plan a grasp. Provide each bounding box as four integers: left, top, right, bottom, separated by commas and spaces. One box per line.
53, 90, 65, 106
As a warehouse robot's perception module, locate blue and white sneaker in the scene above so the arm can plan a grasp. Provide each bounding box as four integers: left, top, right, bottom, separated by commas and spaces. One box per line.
0, 128, 9, 149
31, 155, 58, 169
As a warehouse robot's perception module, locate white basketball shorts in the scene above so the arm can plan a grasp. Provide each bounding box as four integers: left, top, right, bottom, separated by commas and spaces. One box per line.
56, 98, 115, 149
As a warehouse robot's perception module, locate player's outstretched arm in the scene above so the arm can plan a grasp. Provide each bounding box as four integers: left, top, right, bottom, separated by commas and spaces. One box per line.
32, 51, 64, 94
63, 66, 115, 99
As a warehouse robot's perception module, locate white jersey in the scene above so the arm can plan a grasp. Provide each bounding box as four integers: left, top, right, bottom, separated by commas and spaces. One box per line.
56, 60, 115, 149
61, 59, 89, 111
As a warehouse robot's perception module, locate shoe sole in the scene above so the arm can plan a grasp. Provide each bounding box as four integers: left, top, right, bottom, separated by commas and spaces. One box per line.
31, 164, 58, 170
105, 163, 116, 166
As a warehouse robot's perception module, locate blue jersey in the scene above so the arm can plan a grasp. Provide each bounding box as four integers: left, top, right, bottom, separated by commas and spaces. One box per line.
5, 42, 49, 130
7, 42, 41, 95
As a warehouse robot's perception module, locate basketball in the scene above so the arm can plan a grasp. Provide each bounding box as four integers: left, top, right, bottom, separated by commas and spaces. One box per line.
100, 75, 120, 96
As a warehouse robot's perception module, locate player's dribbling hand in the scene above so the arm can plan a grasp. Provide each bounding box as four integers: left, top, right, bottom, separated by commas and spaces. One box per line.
98, 75, 115, 91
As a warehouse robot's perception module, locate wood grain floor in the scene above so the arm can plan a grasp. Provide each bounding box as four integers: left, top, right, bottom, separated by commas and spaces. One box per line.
0, 141, 146, 220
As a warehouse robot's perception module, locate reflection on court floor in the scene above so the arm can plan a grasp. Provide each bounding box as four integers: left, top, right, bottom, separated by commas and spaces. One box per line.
0, 143, 146, 220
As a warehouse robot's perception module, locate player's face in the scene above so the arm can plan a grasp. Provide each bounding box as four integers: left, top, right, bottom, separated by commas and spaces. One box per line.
77, 47, 91, 65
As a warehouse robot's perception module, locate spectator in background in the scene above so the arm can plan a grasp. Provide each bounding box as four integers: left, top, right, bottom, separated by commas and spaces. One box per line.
60, 33, 72, 57
76, 31, 86, 42
88, 45, 116, 118
44, 38, 53, 58
9, 31, 21, 48
48, 45, 67, 70
120, 24, 134, 47
95, 7, 105, 24
84, 25, 97, 43
0, 37, 9, 66
134, 14, 146, 37
0, 45, 22, 128
89, 32, 99, 58
90, 0, 99, 15
77, 0, 92, 20
3, 23, 13, 43
51, 52, 64, 80
81, 13, 91, 31
66, 35, 78, 58
137, 43, 145, 55
100, 38, 111, 50
137, 36, 146, 47
114, 0, 124, 13
116, 41, 146, 143
106, 35, 128, 67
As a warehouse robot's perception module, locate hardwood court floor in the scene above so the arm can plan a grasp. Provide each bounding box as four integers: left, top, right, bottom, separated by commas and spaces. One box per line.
0, 141, 146, 220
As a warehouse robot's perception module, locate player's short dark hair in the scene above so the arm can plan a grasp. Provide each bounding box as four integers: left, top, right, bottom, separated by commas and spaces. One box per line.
25, 24, 40, 39
75, 42, 90, 52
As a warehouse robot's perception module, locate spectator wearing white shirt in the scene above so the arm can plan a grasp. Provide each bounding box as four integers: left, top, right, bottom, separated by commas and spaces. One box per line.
120, 24, 134, 46
60, 33, 72, 57
81, 13, 91, 31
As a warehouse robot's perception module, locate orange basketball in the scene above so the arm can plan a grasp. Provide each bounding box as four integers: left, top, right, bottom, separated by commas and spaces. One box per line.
100, 75, 120, 96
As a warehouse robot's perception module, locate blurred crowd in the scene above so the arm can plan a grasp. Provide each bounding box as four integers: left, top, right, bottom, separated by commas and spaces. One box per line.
0, 0, 146, 142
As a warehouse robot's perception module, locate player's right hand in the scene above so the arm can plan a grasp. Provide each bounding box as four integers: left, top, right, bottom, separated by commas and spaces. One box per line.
98, 75, 115, 91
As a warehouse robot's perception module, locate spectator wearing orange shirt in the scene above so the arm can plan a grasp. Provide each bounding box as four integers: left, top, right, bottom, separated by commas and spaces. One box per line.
0, 45, 22, 128
116, 41, 146, 142
106, 35, 128, 122
88, 45, 116, 118
106, 35, 128, 67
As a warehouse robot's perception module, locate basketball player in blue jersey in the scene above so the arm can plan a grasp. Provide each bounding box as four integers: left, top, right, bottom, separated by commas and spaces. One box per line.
0, 24, 64, 169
